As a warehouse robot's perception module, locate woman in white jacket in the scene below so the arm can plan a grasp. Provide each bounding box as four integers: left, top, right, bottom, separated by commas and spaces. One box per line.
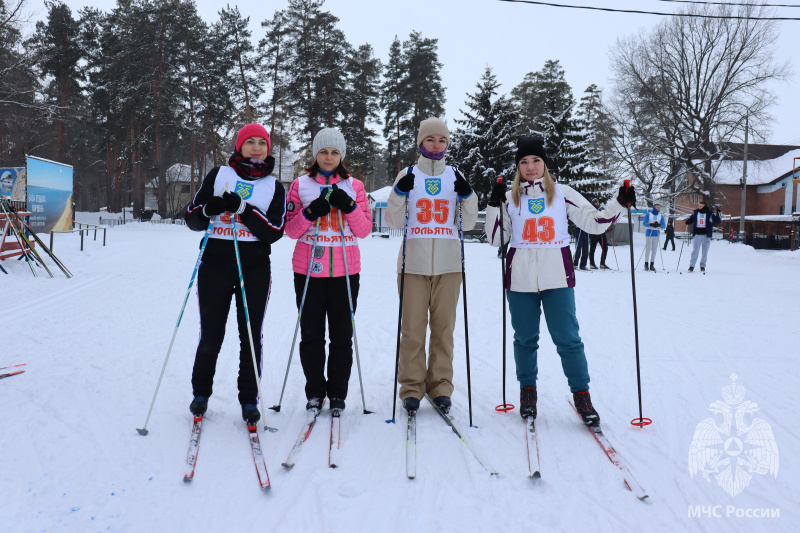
485, 136, 636, 427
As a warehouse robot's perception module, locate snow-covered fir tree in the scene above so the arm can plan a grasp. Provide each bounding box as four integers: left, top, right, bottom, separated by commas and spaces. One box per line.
575, 84, 616, 202
450, 66, 516, 208
511, 60, 604, 201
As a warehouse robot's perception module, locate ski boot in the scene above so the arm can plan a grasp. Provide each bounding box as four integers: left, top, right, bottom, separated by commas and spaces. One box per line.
189, 396, 208, 416
241, 403, 261, 425
329, 398, 345, 411
573, 391, 600, 428
520, 386, 537, 420
432, 395, 451, 413
306, 397, 322, 411
402, 397, 420, 413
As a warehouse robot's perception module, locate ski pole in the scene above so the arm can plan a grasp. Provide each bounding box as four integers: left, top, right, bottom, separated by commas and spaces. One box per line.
635, 243, 646, 269
335, 202, 372, 414
658, 233, 665, 271
494, 178, 513, 413
676, 234, 687, 273
230, 212, 276, 433
0, 200, 38, 277
622, 180, 650, 428
9, 207, 72, 277
387, 192, 410, 424
270, 188, 329, 412
458, 199, 474, 427
137, 220, 214, 436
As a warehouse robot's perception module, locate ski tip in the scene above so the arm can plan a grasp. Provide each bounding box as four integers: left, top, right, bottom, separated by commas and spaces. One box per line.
136, 428, 149, 436
269, 405, 281, 412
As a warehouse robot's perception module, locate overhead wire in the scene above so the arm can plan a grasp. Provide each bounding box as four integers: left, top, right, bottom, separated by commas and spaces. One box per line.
498, 0, 800, 20
654, 0, 800, 8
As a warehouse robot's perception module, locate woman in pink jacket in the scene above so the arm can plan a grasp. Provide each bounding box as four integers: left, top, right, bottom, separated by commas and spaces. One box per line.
285, 128, 372, 412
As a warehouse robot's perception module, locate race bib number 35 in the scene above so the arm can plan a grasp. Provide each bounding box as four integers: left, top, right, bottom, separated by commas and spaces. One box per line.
522, 216, 556, 243
416, 198, 450, 224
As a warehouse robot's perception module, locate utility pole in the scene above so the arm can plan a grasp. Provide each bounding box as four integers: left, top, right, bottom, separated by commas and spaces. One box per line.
738, 114, 749, 240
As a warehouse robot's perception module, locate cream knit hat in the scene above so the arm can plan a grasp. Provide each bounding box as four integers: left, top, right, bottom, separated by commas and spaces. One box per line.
312, 128, 346, 161
416, 117, 450, 146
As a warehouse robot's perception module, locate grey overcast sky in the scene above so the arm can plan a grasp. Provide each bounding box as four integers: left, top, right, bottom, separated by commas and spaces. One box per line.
26, 0, 800, 146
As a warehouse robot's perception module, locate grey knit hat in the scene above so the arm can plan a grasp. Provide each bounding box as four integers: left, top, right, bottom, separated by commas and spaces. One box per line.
312, 128, 346, 161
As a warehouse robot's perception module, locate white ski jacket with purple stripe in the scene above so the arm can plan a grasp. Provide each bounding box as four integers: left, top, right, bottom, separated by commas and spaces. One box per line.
486, 179, 625, 292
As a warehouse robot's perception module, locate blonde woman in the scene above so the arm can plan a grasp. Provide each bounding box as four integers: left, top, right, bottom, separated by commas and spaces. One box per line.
485, 136, 636, 427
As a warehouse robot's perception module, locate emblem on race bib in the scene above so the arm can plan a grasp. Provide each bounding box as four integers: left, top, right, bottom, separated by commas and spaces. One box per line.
234, 181, 253, 200
528, 198, 544, 214
425, 178, 441, 195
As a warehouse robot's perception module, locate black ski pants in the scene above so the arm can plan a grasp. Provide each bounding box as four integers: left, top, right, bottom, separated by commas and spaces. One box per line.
294, 273, 359, 401
589, 234, 601, 266
663, 234, 676, 250
192, 257, 271, 405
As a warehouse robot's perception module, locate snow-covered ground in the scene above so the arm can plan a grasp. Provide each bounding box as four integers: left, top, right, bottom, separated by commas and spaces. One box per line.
1, 218, 798, 533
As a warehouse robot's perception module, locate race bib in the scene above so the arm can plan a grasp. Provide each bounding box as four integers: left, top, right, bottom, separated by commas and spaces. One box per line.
406, 166, 459, 240
508, 184, 570, 248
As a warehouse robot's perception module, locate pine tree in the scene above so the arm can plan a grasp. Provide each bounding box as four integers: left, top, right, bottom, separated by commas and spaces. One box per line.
511, 60, 603, 200
575, 85, 616, 202
451, 66, 516, 208
400, 31, 446, 164
340, 43, 381, 187
380, 31, 446, 178
28, 0, 83, 160
216, 5, 262, 128
380, 36, 410, 178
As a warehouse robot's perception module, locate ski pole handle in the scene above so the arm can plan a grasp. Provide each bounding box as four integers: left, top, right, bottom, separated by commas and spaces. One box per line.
624, 179, 632, 207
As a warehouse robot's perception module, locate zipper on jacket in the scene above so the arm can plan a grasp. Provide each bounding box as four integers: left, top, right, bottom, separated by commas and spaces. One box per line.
327, 174, 334, 277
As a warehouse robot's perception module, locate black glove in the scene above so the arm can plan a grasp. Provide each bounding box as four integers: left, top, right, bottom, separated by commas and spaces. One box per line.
304, 189, 331, 221
203, 196, 226, 217
328, 183, 356, 214
487, 181, 507, 207
650, 221, 660, 228
395, 172, 415, 194
454, 171, 472, 197
617, 184, 636, 208
222, 191, 244, 214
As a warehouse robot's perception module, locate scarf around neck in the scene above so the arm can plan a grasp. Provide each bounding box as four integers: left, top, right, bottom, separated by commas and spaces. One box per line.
229, 152, 275, 180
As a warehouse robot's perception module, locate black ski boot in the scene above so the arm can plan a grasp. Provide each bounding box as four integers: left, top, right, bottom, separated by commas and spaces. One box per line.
329, 398, 345, 411
402, 397, 420, 413
189, 396, 208, 416
306, 397, 322, 411
573, 391, 600, 427
520, 386, 537, 420
241, 403, 261, 425
650, 264, 656, 272
643, 262, 649, 270
433, 395, 451, 413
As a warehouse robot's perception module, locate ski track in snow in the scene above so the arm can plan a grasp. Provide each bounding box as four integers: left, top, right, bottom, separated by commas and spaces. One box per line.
1, 221, 798, 533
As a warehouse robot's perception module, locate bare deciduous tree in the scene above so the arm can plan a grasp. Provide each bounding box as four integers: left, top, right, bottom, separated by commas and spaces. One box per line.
609, 1, 790, 207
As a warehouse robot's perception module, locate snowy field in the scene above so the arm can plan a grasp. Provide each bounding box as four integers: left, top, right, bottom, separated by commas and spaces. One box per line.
1, 218, 798, 533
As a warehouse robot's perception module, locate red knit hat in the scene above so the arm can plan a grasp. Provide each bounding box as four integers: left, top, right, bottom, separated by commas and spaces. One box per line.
235, 124, 271, 153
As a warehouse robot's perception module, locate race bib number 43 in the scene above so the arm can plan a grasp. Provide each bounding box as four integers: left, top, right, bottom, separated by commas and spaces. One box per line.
522, 216, 556, 243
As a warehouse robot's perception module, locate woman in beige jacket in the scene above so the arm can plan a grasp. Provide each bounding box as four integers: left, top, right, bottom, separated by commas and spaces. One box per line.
385, 118, 478, 413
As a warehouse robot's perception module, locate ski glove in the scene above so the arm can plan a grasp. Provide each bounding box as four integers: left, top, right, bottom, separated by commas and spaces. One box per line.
328, 183, 356, 214
487, 181, 507, 207
203, 196, 226, 217
649, 221, 660, 228
222, 191, 248, 215
453, 170, 472, 197
617, 184, 636, 208
304, 189, 331, 221
395, 172, 415, 194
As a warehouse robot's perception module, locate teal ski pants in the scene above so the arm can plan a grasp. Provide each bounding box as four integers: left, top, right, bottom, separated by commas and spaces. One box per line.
506, 287, 590, 393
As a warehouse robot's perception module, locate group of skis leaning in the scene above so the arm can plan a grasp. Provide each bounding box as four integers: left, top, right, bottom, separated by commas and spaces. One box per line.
181, 118, 638, 431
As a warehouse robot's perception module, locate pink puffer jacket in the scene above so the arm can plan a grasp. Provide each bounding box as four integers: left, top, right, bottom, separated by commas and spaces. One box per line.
285, 173, 372, 277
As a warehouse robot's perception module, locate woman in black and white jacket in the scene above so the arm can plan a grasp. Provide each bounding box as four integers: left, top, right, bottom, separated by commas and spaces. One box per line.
184, 123, 286, 425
